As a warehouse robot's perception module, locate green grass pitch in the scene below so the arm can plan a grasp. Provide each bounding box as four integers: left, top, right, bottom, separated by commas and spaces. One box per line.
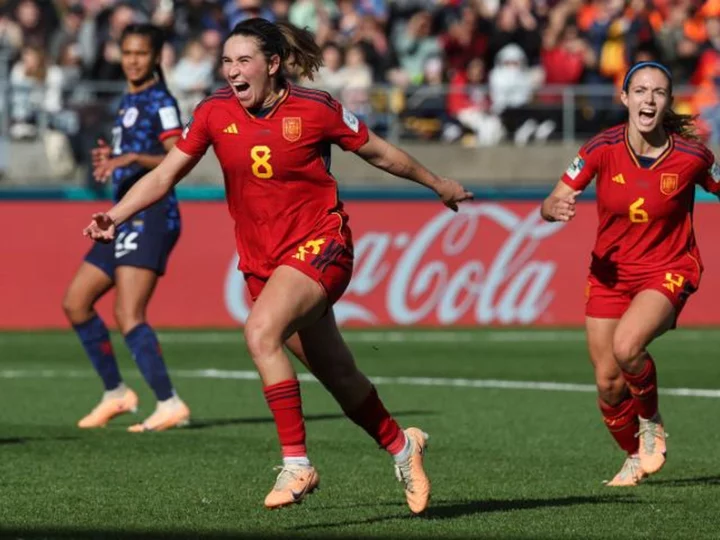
1, 328, 720, 539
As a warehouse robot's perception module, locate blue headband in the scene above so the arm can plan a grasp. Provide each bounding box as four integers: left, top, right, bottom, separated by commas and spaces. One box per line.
622, 61, 673, 92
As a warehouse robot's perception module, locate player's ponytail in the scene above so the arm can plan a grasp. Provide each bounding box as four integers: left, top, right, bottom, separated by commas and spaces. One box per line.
663, 109, 701, 142
275, 21, 322, 81
227, 18, 322, 82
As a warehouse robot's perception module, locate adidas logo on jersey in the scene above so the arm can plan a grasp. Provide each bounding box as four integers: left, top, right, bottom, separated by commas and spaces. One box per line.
612, 174, 625, 185
223, 123, 238, 134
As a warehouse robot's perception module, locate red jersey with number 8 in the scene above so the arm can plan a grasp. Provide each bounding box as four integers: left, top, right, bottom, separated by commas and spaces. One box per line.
175, 84, 369, 280
561, 124, 720, 282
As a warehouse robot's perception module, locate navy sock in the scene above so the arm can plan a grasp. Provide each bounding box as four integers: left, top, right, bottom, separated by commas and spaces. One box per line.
73, 315, 121, 391
124, 323, 174, 401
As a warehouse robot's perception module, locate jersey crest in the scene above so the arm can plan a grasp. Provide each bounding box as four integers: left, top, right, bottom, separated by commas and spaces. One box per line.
282, 117, 302, 142
660, 173, 678, 195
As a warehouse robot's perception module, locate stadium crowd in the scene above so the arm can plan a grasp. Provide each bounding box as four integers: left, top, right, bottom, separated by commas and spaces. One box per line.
2, 0, 720, 153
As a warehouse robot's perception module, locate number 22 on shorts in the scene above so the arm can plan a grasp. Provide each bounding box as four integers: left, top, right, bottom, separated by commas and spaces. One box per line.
629, 197, 649, 223
251, 145, 273, 179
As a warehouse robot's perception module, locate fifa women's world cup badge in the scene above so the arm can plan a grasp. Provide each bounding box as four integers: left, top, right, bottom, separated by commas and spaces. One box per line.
282, 117, 302, 142
566, 156, 585, 180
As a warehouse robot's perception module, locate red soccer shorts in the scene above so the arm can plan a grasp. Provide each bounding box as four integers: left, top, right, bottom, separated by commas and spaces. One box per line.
244, 218, 354, 306
586, 255, 701, 320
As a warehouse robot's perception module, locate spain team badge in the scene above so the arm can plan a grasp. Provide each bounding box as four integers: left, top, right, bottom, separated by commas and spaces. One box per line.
282, 117, 302, 142
660, 173, 678, 195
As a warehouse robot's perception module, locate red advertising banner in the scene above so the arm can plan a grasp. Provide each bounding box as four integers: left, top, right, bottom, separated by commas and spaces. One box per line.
2, 201, 720, 328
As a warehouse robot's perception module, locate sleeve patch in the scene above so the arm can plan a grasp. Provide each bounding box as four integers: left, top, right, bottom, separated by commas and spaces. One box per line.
342, 106, 359, 133
710, 162, 720, 183
159, 106, 181, 130
565, 156, 585, 180
182, 116, 193, 139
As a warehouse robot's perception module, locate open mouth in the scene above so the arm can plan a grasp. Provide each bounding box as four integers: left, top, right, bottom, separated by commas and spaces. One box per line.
233, 82, 250, 94
638, 109, 656, 127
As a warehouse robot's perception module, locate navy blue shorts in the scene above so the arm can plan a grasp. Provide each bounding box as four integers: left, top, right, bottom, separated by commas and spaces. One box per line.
85, 202, 180, 278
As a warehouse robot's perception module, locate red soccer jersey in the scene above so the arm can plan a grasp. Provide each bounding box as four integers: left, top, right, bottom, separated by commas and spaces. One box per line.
176, 84, 369, 277
561, 124, 720, 280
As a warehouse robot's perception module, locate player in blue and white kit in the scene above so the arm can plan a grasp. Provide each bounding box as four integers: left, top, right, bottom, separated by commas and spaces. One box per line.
62, 24, 191, 432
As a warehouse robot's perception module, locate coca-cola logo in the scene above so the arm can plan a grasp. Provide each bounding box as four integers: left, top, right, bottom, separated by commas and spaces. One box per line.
225, 204, 564, 325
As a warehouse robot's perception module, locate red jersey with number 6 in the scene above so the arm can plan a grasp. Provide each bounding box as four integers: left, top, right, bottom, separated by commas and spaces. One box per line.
175, 84, 369, 277
561, 124, 720, 281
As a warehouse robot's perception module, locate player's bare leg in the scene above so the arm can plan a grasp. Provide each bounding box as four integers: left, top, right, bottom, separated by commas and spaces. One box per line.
613, 290, 675, 475
586, 317, 646, 486
115, 266, 189, 432
285, 310, 431, 514
63, 262, 138, 428
245, 265, 327, 508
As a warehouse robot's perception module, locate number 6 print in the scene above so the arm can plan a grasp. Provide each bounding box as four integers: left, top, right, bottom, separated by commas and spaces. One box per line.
629, 197, 649, 223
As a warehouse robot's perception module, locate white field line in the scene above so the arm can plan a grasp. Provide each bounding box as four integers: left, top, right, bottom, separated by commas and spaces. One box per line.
2, 329, 720, 345
1, 368, 719, 399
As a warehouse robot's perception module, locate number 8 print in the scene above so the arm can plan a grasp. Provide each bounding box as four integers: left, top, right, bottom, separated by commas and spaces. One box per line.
251, 145, 273, 179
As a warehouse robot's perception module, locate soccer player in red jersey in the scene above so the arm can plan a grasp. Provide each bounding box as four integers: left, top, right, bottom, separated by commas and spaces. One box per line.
83, 18, 473, 512
541, 61, 720, 486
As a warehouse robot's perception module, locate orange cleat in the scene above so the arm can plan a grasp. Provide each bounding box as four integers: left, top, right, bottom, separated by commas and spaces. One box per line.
264, 464, 319, 509
637, 414, 667, 475
394, 427, 431, 514
605, 454, 647, 487
77, 388, 139, 428
127, 398, 190, 432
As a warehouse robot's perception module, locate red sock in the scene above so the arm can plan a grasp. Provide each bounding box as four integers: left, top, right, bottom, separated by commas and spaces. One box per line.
622, 355, 659, 420
598, 397, 639, 454
263, 379, 307, 458
345, 386, 406, 455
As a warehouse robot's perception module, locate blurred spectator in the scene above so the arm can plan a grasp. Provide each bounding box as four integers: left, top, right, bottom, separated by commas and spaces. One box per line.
49, 4, 86, 64
57, 41, 83, 90
447, 57, 504, 146
14, 0, 54, 48
200, 28, 224, 83
161, 39, 176, 69
489, 43, 554, 145
487, 0, 542, 69
393, 11, 441, 83
657, 2, 702, 84
352, 14, 402, 83
89, 3, 138, 82
354, 0, 388, 22
0, 6, 22, 69
289, 0, 337, 34
306, 42, 346, 97
270, 0, 292, 21
9, 45, 64, 140
693, 15, 720, 143
339, 43, 373, 119
226, 0, 276, 28
335, 0, 362, 45
170, 38, 214, 120
542, 23, 595, 92
402, 56, 461, 141
175, 0, 227, 36
440, 5, 491, 76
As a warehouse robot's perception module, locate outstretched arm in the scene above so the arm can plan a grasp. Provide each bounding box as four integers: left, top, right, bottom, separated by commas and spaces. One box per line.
93, 136, 181, 182
84, 146, 200, 241
355, 131, 474, 211
541, 180, 582, 222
